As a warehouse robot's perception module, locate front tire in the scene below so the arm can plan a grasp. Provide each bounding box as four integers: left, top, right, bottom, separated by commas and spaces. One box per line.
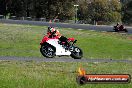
70, 46, 83, 59
114, 28, 118, 32
40, 44, 56, 58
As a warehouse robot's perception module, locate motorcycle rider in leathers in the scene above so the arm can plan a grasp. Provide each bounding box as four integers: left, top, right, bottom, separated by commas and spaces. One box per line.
47, 27, 70, 47
115, 23, 125, 31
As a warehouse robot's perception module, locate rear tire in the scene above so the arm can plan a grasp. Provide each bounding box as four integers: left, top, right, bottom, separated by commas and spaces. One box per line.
40, 43, 56, 58
124, 29, 128, 32
70, 46, 83, 59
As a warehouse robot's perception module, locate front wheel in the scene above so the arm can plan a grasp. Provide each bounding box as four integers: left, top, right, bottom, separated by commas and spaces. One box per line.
40, 44, 56, 58
70, 46, 83, 59
113, 28, 118, 32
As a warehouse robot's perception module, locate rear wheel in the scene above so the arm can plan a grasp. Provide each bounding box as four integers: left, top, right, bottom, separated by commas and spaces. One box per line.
124, 29, 128, 32
70, 46, 83, 59
40, 44, 56, 58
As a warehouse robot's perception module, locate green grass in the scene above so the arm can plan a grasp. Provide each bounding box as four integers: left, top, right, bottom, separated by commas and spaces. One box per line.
0, 61, 131, 88
0, 23, 132, 59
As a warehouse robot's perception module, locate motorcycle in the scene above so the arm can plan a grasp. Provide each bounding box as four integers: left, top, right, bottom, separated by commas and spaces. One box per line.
40, 36, 83, 59
113, 25, 128, 32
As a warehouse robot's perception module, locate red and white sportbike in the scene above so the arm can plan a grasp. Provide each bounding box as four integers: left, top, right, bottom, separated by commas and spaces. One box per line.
40, 36, 83, 59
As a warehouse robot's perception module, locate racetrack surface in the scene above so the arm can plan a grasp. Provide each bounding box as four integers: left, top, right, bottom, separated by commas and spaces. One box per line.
0, 19, 132, 34
0, 56, 132, 63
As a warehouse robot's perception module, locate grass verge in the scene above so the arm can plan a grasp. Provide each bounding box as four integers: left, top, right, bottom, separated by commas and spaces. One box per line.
0, 23, 132, 59
0, 61, 132, 88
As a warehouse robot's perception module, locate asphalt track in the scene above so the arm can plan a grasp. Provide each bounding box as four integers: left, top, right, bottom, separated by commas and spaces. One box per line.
0, 19, 132, 34
0, 56, 132, 63
0, 19, 132, 63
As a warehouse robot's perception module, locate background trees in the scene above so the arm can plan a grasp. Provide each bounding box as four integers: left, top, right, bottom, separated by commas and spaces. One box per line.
0, 0, 131, 24
122, 0, 132, 24
85, 0, 121, 24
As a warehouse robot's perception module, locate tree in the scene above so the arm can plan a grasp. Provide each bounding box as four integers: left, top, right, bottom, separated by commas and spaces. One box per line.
0, 0, 123, 23
87, 0, 121, 24
108, 0, 122, 22
77, 0, 89, 20
32, 0, 76, 20
0, 0, 6, 16
122, 0, 132, 24
0, 0, 77, 20
0, 0, 12, 18
87, 0, 109, 23
8, 0, 22, 16
48, 0, 76, 20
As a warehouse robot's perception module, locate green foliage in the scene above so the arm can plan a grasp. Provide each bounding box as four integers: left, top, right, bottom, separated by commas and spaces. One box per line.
0, 0, 124, 23
109, 0, 121, 12
106, 11, 121, 22
87, 0, 122, 23
4, 0, 76, 20
122, 1, 132, 24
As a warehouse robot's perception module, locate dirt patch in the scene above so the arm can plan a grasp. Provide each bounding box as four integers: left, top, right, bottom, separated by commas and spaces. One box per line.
128, 36, 132, 40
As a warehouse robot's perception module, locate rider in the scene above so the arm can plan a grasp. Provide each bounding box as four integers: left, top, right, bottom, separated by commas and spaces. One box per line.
119, 24, 124, 31
47, 26, 61, 38
115, 23, 120, 30
47, 27, 70, 46
115, 23, 125, 31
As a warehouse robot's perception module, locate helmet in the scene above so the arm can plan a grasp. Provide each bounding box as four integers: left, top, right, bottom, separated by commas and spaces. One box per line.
117, 23, 119, 25
47, 26, 55, 33
47, 26, 52, 32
